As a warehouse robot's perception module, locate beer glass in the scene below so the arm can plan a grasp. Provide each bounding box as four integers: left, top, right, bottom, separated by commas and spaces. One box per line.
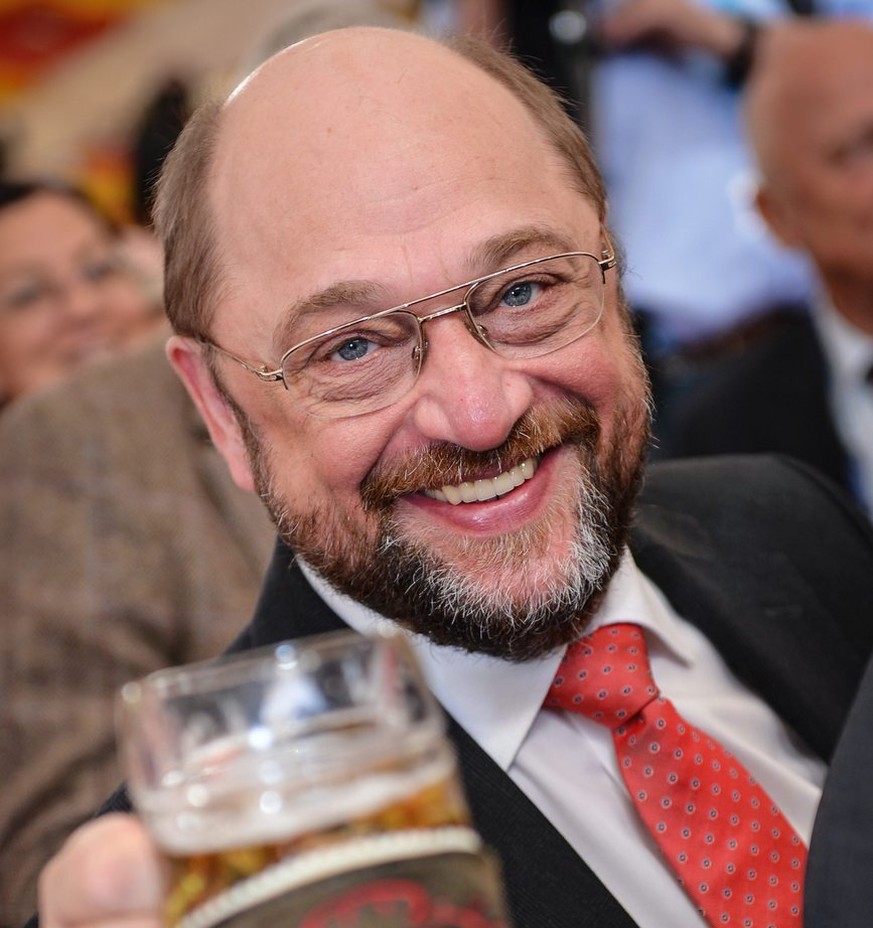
117, 629, 512, 928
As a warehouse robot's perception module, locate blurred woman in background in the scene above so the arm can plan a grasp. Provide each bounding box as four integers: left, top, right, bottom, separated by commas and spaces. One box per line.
0, 180, 164, 410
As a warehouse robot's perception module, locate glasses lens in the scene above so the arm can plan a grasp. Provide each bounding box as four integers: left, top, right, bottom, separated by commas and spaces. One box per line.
282, 311, 422, 419
466, 254, 604, 359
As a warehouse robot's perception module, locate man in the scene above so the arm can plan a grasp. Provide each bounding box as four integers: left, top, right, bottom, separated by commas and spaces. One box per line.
37, 26, 873, 928
660, 21, 873, 517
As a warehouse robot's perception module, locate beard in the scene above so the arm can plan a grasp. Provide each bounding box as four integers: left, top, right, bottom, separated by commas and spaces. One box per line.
235, 380, 651, 662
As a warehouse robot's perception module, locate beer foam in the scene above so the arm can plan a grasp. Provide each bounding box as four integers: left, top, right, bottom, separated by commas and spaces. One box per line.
143, 745, 456, 855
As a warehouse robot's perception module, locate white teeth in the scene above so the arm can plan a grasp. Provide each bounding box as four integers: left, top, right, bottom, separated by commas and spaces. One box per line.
423, 456, 539, 505
492, 471, 516, 496
474, 479, 493, 501
460, 482, 478, 503
441, 484, 463, 505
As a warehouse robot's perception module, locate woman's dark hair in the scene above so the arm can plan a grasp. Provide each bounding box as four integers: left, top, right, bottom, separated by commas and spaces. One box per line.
0, 179, 118, 234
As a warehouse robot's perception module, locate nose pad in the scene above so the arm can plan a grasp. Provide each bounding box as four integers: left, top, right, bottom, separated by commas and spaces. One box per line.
412, 339, 427, 367
466, 317, 495, 351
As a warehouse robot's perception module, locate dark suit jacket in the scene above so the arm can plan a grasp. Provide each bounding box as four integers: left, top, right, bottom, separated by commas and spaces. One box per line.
96, 455, 873, 928
658, 314, 855, 500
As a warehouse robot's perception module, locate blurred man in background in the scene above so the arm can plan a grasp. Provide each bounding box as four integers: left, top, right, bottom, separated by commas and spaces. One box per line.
660, 20, 873, 518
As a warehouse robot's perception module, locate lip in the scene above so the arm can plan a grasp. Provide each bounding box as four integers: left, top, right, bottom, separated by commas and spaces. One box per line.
397, 446, 572, 535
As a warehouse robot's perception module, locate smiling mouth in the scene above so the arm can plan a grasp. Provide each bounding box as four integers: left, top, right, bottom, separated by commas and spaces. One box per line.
422, 456, 539, 505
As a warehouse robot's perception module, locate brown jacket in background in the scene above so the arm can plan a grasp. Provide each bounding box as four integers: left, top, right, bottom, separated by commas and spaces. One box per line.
0, 336, 274, 927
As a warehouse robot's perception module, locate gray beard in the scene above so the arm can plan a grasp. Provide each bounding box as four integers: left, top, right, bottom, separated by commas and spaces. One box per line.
244, 396, 646, 662
361, 465, 624, 660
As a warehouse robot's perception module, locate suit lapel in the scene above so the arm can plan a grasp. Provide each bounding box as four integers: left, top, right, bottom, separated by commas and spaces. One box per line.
767, 318, 851, 493
630, 488, 854, 761
448, 715, 638, 927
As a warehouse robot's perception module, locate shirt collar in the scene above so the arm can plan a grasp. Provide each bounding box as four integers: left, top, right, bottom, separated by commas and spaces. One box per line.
812, 297, 873, 387
298, 549, 692, 771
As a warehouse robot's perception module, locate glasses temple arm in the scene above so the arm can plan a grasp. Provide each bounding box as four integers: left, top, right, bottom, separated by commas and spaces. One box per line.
197, 337, 285, 383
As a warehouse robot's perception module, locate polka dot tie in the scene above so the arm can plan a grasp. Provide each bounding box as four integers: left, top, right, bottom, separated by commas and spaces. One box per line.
545, 623, 806, 928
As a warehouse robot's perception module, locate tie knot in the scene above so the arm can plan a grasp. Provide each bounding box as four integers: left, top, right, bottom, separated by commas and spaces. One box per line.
545, 623, 659, 729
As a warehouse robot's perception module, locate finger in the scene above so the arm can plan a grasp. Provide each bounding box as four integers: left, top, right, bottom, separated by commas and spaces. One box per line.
40, 814, 167, 928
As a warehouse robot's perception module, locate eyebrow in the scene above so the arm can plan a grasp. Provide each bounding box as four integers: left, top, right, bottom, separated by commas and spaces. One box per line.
468, 225, 584, 272
270, 224, 590, 353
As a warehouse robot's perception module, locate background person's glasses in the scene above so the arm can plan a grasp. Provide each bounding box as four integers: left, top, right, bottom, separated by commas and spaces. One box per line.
0, 251, 128, 318
203, 249, 615, 419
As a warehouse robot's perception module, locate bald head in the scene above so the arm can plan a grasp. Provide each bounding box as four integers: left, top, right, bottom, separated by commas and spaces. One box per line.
744, 19, 873, 327
154, 27, 605, 339
746, 20, 873, 184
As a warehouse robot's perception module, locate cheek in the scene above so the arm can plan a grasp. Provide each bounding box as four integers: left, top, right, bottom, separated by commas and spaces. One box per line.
0, 327, 61, 397
563, 314, 642, 403
254, 399, 391, 510
561, 324, 648, 439
0, 314, 55, 367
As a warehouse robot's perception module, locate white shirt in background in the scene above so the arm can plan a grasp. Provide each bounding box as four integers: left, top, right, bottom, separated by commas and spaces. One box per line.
812, 298, 873, 516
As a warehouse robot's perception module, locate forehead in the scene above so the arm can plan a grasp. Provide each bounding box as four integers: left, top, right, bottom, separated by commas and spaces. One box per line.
206, 30, 597, 338
0, 193, 106, 265
771, 34, 873, 146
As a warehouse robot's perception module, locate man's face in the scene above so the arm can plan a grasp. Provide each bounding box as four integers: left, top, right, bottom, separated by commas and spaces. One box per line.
759, 39, 873, 303
188, 33, 651, 660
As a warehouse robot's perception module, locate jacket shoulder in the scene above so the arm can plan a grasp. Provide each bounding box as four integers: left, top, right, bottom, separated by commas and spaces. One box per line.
637, 454, 873, 652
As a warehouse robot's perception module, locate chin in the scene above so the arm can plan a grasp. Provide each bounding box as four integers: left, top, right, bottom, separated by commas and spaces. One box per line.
366, 487, 623, 662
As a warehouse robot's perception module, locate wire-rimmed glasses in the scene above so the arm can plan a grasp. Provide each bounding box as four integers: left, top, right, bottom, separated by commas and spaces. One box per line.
202, 248, 615, 419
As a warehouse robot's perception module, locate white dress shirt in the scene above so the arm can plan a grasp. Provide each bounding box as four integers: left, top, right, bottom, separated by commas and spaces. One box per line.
811, 299, 873, 516
299, 551, 825, 928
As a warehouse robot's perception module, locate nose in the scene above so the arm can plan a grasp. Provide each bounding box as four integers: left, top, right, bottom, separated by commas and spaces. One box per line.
408, 312, 534, 451
58, 275, 107, 325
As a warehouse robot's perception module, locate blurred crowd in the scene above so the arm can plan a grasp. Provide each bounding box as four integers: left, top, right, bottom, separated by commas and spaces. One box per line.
1, 0, 872, 925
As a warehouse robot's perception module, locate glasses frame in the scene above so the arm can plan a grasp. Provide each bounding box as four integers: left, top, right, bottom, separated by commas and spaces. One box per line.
200, 248, 616, 416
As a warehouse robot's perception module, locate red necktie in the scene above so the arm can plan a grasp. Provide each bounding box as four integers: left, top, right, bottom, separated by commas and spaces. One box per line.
545, 623, 806, 928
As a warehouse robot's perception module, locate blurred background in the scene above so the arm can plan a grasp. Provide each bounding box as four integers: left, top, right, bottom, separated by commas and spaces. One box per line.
0, 0, 399, 224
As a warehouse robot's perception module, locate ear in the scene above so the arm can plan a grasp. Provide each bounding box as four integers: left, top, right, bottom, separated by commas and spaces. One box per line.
166, 335, 257, 493
754, 183, 805, 250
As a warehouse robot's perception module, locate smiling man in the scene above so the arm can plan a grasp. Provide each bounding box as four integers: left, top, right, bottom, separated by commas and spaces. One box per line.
164, 29, 650, 664
36, 26, 873, 928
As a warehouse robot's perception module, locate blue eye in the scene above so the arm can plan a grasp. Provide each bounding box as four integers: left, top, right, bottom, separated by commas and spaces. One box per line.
502, 281, 537, 308
335, 337, 373, 361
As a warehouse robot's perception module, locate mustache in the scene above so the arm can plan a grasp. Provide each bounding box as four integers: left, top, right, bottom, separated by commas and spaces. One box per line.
361, 397, 601, 512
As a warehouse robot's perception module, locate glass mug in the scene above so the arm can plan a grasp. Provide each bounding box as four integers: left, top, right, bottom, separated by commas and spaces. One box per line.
117, 629, 512, 928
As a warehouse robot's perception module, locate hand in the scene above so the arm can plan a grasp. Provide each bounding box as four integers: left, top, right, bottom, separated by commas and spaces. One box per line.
598, 0, 747, 60
39, 814, 168, 928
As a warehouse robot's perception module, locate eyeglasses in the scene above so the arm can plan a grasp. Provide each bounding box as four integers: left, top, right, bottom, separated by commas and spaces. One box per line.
202, 249, 615, 419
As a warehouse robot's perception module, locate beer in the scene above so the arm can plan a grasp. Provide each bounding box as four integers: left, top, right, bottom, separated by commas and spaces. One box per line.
157, 754, 470, 923
118, 631, 513, 928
